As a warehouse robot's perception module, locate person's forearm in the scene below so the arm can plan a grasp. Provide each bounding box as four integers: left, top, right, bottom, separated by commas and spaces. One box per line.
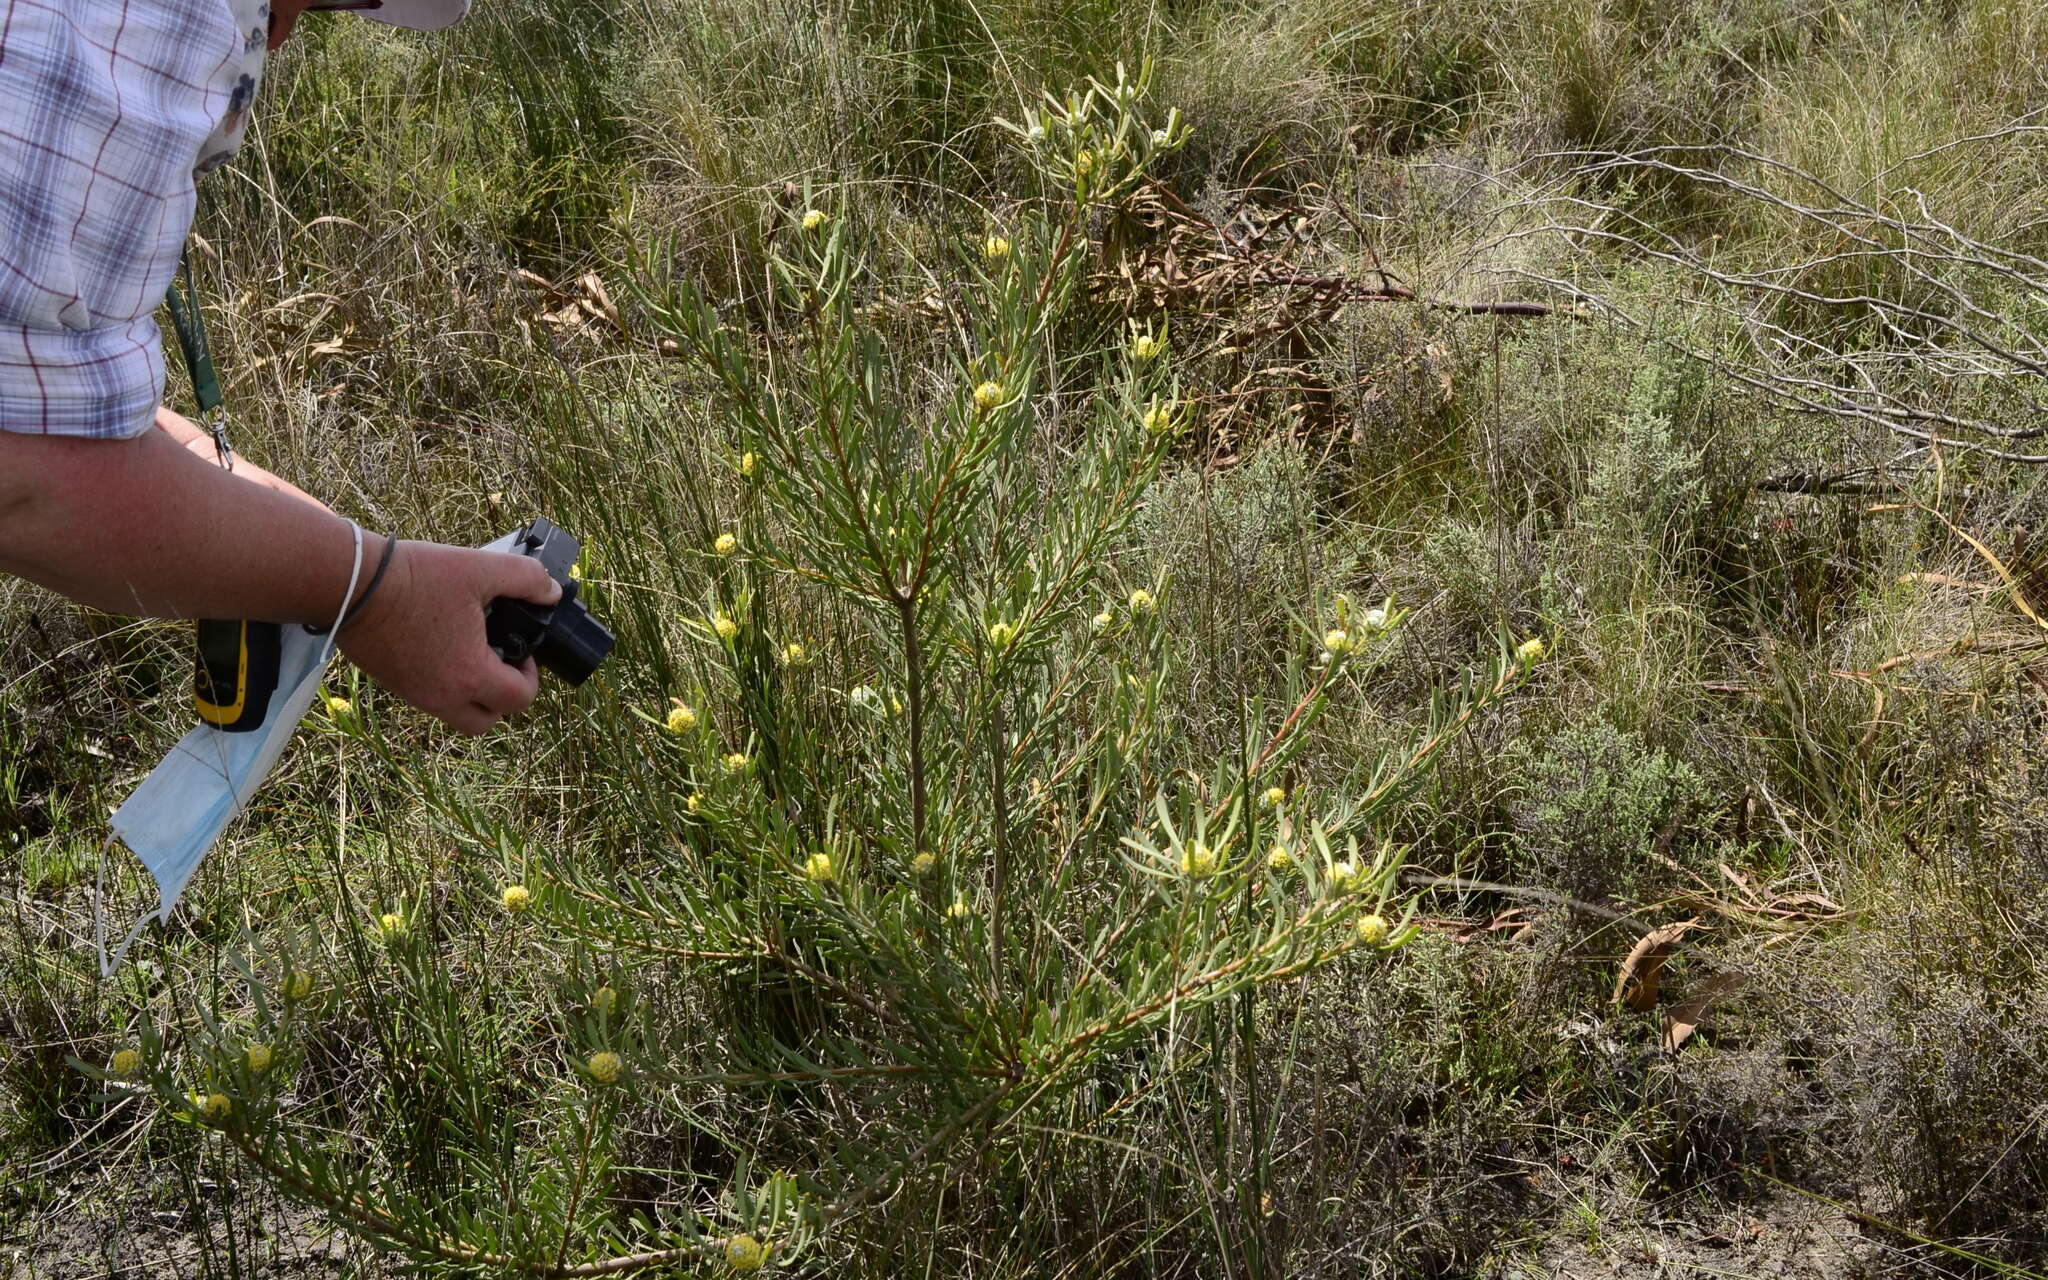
0, 426, 377, 625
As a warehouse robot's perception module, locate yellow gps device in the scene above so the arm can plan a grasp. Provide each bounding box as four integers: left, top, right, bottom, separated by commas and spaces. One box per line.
194, 618, 283, 732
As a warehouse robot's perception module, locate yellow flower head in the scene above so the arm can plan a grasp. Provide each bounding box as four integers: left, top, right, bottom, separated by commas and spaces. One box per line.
973, 381, 1004, 411
377, 912, 407, 942
1142, 401, 1175, 435
987, 620, 1017, 647
1266, 843, 1294, 872
713, 532, 739, 557
983, 235, 1011, 260
686, 792, 704, 814
502, 884, 532, 914
724, 1234, 767, 1272
1324, 628, 1353, 656
1262, 785, 1287, 807
781, 642, 808, 666
1091, 610, 1112, 632
712, 611, 739, 641
666, 700, 699, 734
325, 695, 352, 719
946, 897, 973, 920
586, 1051, 624, 1085
723, 752, 750, 775
911, 851, 937, 875
1356, 913, 1390, 946
245, 1044, 274, 1075
1180, 842, 1219, 877
1328, 860, 1360, 893
591, 986, 619, 1017
1074, 149, 1096, 177
1517, 636, 1548, 664
803, 851, 835, 883
740, 450, 758, 478
801, 208, 828, 232
283, 970, 315, 1002
1130, 332, 1163, 361
111, 1048, 142, 1079
1128, 588, 1155, 614
197, 1091, 232, 1122
569, 560, 583, 581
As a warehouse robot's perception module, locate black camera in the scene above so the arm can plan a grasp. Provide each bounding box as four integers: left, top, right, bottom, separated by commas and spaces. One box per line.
485, 517, 616, 686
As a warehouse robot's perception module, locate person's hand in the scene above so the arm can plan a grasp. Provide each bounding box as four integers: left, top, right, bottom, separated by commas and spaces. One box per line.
335, 539, 561, 734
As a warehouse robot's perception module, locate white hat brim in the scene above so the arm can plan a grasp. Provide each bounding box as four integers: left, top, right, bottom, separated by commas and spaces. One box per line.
360, 0, 472, 31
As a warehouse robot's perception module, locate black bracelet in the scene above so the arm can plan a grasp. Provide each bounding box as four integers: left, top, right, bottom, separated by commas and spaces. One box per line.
310, 533, 398, 636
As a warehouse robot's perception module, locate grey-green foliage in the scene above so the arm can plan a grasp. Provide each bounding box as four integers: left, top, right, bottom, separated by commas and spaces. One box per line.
1504, 720, 1714, 905
1573, 357, 1705, 600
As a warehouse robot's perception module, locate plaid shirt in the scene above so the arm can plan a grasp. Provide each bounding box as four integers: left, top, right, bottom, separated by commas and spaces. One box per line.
0, 0, 266, 440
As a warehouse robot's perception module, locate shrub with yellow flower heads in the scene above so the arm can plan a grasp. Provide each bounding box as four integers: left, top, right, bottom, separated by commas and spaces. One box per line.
586, 1052, 624, 1086
724, 1235, 768, 1272
972, 381, 1004, 411
245, 1044, 274, 1075
666, 700, 699, 734
713, 532, 739, 557
502, 885, 532, 914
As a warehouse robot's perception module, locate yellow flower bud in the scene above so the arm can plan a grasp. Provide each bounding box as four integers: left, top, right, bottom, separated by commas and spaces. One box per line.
911, 851, 937, 874
1180, 842, 1219, 877
740, 451, 758, 478
801, 208, 827, 232
983, 235, 1011, 260
110, 1048, 142, 1079
781, 642, 808, 666
946, 897, 973, 920
1518, 636, 1548, 664
1130, 332, 1163, 361
803, 851, 835, 882
586, 1051, 624, 1085
1091, 610, 1112, 632
1142, 401, 1175, 435
1128, 588, 1155, 614
1266, 844, 1294, 871
724, 752, 750, 775
1262, 786, 1286, 807
1328, 861, 1360, 893
712, 611, 739, 641
725, 1234, 767, 1272
1324, 628, 1353, 655
324, 695, 352, 720
591, 986, 619, 1016
666, 700, 699, 734
283, 970, 315, 1002
245, 1044, 274, 1074
713, 532, 738, 557
196, 1091, 232, 1122
502, 885, 532, 913
686, 792, 704, 813
377, 912, 407, 942
1357, 913, 1390, 946
987, 621, 1017, 647
973, 381, 1004, 411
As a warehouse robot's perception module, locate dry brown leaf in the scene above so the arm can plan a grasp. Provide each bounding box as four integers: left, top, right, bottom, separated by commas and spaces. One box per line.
1614, 919, 1699, 1011
578, 271, 623, 332
1661, 971, 1746, 1051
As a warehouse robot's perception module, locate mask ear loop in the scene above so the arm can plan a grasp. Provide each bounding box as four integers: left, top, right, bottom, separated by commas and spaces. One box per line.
97, 521, 366, 980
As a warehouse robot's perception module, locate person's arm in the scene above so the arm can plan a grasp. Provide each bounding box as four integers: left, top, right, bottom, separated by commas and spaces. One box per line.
0, 426, 561, 735
151, 406, 330, 512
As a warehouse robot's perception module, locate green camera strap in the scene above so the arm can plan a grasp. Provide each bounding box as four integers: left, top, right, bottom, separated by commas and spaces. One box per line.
163, 249, 233, 471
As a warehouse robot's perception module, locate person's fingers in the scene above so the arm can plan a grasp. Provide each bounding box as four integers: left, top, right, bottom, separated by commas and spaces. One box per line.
478, 550, 562, 606
444, 703, 499, 736
472, 648, 543, 717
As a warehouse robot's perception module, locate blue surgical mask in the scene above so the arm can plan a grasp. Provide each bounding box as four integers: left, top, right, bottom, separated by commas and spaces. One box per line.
97, 525, 365, 975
